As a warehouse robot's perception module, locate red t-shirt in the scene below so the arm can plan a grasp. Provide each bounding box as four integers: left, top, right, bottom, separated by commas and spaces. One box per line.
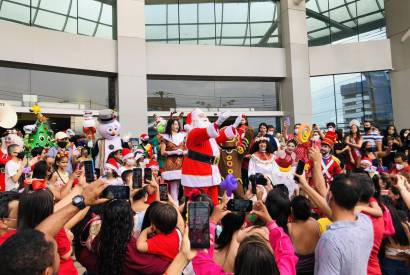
0, 229, 16, 245
146, 192, 157, 205
390, 165, 410, 175
364, 200, 385, 275
54, 228, 78, 275
147, 229, 180, 260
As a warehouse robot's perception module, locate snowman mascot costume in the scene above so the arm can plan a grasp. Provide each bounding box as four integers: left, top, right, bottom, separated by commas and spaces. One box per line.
92, 109, 122, 177
181, 109, 242, 205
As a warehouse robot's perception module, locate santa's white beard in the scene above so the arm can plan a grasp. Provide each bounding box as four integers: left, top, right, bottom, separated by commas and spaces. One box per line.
192, 118, 211, 129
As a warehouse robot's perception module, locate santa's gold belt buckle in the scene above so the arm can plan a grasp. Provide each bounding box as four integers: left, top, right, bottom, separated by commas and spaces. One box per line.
213, 157, 220, 165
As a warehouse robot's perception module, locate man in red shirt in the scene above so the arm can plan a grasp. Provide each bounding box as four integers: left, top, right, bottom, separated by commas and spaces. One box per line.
0, 191, 19, 245
390, 152, 410, 175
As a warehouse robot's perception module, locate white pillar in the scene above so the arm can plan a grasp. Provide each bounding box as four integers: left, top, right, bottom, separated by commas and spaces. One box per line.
116, 0, 148, 136
385, 0, 410, 129
280, 0, 312, 125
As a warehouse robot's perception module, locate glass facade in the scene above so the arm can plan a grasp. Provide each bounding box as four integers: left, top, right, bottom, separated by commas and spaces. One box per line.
0, 0, 116, 39
311, 71, 393, 130
147, 78, 280, 111
145, 0, 280, 47
306, 0, 386, 46
0, 66, 112, 110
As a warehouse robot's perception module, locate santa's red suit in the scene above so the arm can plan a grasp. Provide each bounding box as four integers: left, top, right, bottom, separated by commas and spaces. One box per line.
181, 110, 239, 205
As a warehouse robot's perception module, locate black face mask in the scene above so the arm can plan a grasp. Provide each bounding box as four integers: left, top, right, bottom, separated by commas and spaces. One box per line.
364, 127, 371, 132
16, 152, 25, 159
57, 141, 67, 148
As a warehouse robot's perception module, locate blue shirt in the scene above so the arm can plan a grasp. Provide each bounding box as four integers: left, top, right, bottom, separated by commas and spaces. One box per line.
314, 213, 373, 275
362, 132, 383, 151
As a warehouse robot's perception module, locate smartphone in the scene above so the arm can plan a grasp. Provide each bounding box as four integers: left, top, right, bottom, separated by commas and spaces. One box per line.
83, 160, 94, 183
101, 185, 130, 200
132, 168, 142, 189
159, 184, 168, 201
294, 160, 305, 183
227, 199, 253, 212
144, 168, 152, 182
188, 202, 210, 249
312, 124, 317, 129
284, 116, 291, 126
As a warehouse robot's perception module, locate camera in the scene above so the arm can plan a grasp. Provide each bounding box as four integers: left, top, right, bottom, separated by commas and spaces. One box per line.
249, 173, 267, 195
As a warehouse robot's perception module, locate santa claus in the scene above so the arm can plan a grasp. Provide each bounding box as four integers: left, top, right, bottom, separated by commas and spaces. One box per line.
181, 109, 242, 204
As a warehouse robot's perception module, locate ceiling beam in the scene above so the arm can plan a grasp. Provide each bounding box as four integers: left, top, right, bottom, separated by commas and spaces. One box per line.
306, 8, 354, 33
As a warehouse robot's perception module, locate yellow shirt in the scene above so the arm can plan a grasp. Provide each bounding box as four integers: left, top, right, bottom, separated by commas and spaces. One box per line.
317, 217, 333, 234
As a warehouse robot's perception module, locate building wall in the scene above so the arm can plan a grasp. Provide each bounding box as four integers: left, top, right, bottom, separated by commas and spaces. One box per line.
385, 0, 410, 129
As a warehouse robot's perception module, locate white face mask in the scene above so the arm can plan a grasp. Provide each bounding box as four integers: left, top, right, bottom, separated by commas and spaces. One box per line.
294, 129, 298, 135
396, 164, 404, 171
268, 131, 274, 136
312, 135, 320, 141
126, 158, 136, 166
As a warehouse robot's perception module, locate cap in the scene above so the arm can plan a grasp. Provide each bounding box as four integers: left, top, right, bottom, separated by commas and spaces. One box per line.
122, 148, 134, 161
98, 109, 116, 124
146, 159, 159, 170
55, 131, 69, 140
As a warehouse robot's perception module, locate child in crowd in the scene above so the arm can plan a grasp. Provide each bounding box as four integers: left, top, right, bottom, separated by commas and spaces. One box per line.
136, 203, 181, 260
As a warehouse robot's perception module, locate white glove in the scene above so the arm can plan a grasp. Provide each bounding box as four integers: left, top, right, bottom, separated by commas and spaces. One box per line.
232, 115, 243, 128
216, 111, 231, 125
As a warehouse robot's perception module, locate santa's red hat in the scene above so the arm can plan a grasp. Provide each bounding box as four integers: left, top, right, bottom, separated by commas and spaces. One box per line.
140, 133, 149, 142
146, 159, 159, 170
184, 108, 202, 131
105, 158, 120, 173
322, 131, 337, 148
122, 148, 134, 161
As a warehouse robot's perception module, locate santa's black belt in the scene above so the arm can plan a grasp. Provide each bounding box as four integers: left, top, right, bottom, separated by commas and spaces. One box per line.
187, 150, 219, 165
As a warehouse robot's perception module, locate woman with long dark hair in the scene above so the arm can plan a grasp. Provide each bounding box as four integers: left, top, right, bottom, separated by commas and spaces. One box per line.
345, 120, 363, 171
214, 212, 246, 273
382, 125, 402, 169
248, 137, 280, 187
380, 199, 410, 275
159, 118, 186, 202
80, 199, 172, 275
17, 188, 78, 275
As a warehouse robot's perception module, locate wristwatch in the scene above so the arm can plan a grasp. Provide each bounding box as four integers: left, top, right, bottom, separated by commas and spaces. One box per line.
72, 195, 86, 210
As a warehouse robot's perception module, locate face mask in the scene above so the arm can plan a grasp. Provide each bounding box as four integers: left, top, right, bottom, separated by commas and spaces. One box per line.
126, 159, 136, 166
57, 141, 67, 148
268, 131, 274, 136
312, 135, 320, 141
16, 152, 25, 160
396, 164, 404, 171
364, 127, 371, 132
294, 129, 298, 135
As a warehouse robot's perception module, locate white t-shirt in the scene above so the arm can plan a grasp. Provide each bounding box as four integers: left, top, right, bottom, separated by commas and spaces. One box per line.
5, 160, 21, 191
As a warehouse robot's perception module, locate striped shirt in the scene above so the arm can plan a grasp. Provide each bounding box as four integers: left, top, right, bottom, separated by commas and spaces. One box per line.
362, 132, 383, 151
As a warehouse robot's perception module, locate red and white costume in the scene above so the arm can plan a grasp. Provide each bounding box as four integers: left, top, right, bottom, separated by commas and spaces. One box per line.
181, 109, 239, 204
321, 155, 342, 184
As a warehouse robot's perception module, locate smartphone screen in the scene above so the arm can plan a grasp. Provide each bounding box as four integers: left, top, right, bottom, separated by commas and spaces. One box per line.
101, 186, 130, 200
294, 160, 305, 182
159, 184, 168, 201
144, 168, 152, 182
227, 199, 253, 212
132, 168, 142, 189
188, 202, 210, 249
83, 160, 94, 183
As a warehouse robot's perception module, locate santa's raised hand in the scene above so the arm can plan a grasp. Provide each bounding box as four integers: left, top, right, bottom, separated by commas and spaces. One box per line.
216, 111, 231, 126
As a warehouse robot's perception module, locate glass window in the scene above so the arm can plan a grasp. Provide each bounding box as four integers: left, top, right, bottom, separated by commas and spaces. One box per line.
310, 71, 393, 130
0, 0, 116, 39
0, 66, 111, 110
145, 0, 280, 48
147, 78, 279, 111
307, 0, 386, 46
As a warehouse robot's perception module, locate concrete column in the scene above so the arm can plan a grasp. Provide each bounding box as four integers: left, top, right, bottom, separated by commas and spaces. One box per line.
385, 0, 410, 129
280, 0, 312, 125
116, 0, 148, 136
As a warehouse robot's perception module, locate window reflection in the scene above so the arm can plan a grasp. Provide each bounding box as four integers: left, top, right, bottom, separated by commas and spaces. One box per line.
147, 79, 279, 111
0, 66, 111, 110
145, 0, 280, 47
0, 0, 116, 39
310, 71, 393, 130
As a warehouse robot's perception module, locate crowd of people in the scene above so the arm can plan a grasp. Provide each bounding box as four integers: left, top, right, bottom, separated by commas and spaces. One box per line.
0, 108, 409, 275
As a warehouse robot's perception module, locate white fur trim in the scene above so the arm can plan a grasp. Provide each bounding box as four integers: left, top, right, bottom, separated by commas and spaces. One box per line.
181, 168, 221, 188
206, 123, 218, 138
224, 126, 236, 140
105, 163, 118, 171
162, 169, 182, 180
161, 132, 186, 146
122, 153, 134, 160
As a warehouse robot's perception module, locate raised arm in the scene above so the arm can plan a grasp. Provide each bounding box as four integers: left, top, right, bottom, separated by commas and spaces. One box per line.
309, 148, 328, 197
